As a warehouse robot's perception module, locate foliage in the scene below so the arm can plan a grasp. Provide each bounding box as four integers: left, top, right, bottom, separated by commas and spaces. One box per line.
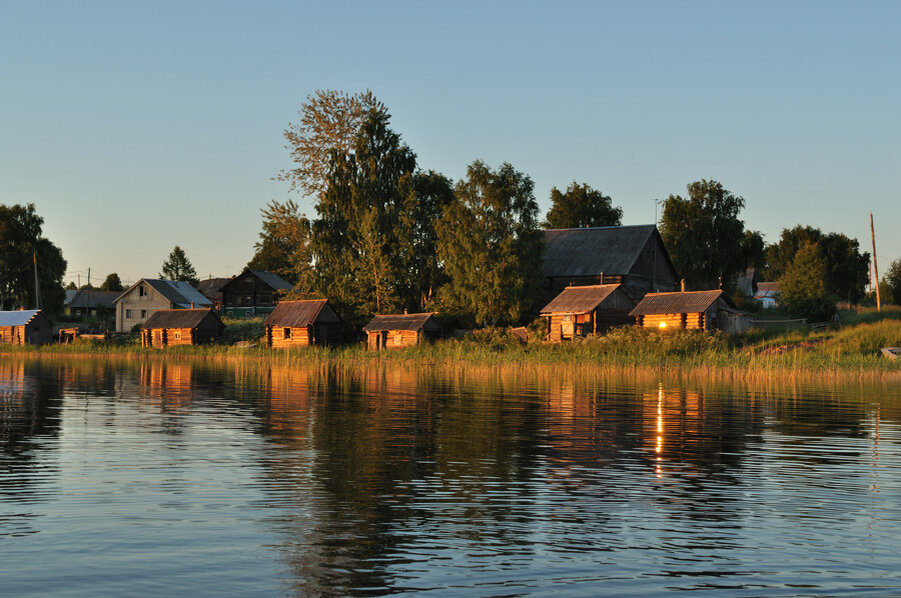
544, 182, 622, 229
247, 200, 315, 288
65, 282, 77, 290
764, 225, 869, 303
883, 258, 901, 305
741, 230, 767, 273
779, 242, 836, 321
278, 89, 387, 198
159, 245, 199, 286
100, 273, 123, 292
659, 180, 747, 291
435, 161, 544, 327
0, 203, 66, 312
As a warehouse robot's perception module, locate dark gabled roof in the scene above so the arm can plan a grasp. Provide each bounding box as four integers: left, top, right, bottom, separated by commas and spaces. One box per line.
247, 269, 292, 291
629, 290, 731, 316
539, 284, 627, 314
542, 225, 672, 277
195, 277, 231, 300
114, 279, 212, 308
142, 308, 220, 329
363, 313, 437, 332
0, 310, 45, 327
264, 300, 339, 328
67, 290, 119, 309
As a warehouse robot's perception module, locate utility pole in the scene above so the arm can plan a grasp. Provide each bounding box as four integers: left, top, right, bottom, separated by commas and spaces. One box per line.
33, 252, 41, 310
87, 267, 91, 288
871, 212, 881, 312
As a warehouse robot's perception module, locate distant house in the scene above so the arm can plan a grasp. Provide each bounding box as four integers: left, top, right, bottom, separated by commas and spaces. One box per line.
221, 269, 293, 317
363, 313, 441, 350
0, 310, 54, 345
736, 268, 757, 298
630, 290, 751, 334
140, 308, 224, 348
64, 290, 119, 319
542, 225, 678, 302
113, 279, 213, 333
755, 282, 781, 309
540, 284, 636, 342
264, 300, 341, 348
195, 277, 231, 311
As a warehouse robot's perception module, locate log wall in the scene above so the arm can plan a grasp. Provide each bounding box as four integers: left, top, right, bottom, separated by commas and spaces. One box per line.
267, 326, 312, 349
367, 329, 420, 350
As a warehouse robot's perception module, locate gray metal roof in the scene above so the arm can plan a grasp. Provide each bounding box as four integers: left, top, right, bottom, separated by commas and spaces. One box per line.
629, 291, 726, 316
0, 310, 43, 327
115, 279, 213, 308
247, 269, 292, 291
542, 225, 658, 277
143, 308, 220, 329
67, 290, 119, 309
363, 313, 437, 332
539, 284, 627, 314
264, 300, 339, 328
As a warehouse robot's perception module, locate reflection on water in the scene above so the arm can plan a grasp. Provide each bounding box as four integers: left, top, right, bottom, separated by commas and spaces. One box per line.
1, 358, 901, 596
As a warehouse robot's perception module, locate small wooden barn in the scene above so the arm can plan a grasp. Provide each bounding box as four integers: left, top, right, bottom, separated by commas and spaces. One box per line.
363, 313, 441, 350
629, 290, 751, 334
264, 299, 341, 348
0, 310, 54, 346
140, 308, 224, 348
540, 284, 636, 342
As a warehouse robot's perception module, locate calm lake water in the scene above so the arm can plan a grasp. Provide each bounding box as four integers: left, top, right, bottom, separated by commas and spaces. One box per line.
2, 357, 901, 597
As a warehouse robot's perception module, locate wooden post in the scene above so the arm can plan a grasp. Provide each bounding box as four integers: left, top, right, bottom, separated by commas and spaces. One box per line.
871, 212, 881, 312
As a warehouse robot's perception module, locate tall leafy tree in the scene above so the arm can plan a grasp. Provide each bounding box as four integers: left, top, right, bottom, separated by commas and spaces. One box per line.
544, 182, 622, 229
100, 273, 123, 292
435, 161, 544, 327
884, 258, 901, 305
247, 200, 315, 288
159, 246, 199, 286
0, 203, 66, 312
278, 89, 387, 198
779, 242, 835, 321
659, 180, 747, 291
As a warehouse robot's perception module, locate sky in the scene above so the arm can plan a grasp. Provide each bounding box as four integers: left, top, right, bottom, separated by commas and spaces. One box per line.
2, 1, 900, 288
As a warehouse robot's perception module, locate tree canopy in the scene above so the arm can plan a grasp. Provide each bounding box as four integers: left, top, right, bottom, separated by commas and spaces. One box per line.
0, 203, 66, 312
544, 182, 622, 229
247, 200, 314, 288
100, 273, 123, 292
159, 246, 198, 286
883, 259, 901, 305
435, 161, 544, 327
779, 242, 836, 321
659, 180, 747, 291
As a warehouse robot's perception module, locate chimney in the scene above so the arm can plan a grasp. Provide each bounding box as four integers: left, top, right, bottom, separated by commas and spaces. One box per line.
680, 279, 685, 292
403, 309, 408, 315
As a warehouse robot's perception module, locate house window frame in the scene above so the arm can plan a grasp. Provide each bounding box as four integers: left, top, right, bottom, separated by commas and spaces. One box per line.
284, 327, 292, 339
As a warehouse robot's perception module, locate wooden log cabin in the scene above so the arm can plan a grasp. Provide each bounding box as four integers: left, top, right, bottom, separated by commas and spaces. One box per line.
629, 290, 751, 334
140, 308, 224, 348
540, 284, 636, 342
221, 269, 293, 317
541, 225, 679, 302
0, 310, 54, 346
363, 313, 441, 350
263, 299, 341, 348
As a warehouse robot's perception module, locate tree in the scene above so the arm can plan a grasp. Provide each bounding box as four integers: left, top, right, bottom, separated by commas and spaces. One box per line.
741, 230, 767, 272
159, 246, 198, 285
247, 200, 315, 288
0, 203, 66, 312
659, 180, 746, 290
100, 273, 123, 292
883, 258, 901, 305
779, 242, 836, 321
435, 161, 544, 326
65, 281, 77, 290
278, 89, 387, 198
544, 182, 622, 229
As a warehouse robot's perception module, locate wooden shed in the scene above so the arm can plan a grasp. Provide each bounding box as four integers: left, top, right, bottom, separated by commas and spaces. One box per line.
140, 308, 224, 348
363, 313, 441, 350
629, 290, 751, 334
264, 299, 341, 348
0, 310, 54, 346
540, 284, 636, 342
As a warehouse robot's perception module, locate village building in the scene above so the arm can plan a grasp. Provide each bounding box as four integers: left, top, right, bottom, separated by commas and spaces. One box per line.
363, 313, 441, 350
0, 310, 54, 345
140, 308, 224, 348
221, 269, 293, 317
264, 299, 341, 349
113, 279, 213, 333
755, 282, 781, 309
541, 225, 679, 302
630, 290, 751, 334
540, 284, 636, 342
195, 277, 231, 311
64, 289, 119, 320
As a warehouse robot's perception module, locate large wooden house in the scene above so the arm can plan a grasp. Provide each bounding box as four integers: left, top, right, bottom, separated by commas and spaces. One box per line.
540, 284, 635, 342
195, 277, 231, 311
221, 269, 292, 317
113, 279, 212, 333
0, 310, 54, 345
363, 313, 441, 350
263, 300, 341, 348
541, 225, 678, 301
140, 308, 224, 348
630, 290, 751, 334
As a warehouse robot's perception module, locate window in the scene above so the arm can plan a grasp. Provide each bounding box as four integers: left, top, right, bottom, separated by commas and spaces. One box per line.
126, 309, 134, 318
174, 331, 181, 340
284, 328, 292, 339
141, 310, 147, 318
139, 285, 147, 297
563, 315, 572, 321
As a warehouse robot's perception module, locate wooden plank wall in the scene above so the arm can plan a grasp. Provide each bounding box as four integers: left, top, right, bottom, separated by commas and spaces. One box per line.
268, 326, 312, 349
368, 329, 420, 350
640, 313, 705, 330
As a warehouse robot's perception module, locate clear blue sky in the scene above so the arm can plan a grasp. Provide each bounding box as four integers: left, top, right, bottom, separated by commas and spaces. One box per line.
2, 1, 899, 287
